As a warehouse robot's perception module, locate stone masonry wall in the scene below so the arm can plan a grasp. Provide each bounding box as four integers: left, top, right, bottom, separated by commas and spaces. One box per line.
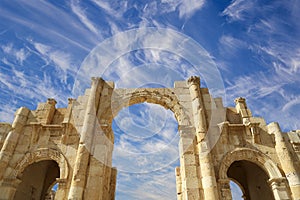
0, 76, 299, 200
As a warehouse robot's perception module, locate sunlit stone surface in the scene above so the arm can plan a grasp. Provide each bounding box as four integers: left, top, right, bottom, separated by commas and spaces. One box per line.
0, 76, 299, 199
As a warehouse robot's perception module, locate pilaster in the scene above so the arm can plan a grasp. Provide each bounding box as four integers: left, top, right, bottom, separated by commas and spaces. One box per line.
178, 125, 202, 200
234, 97, 252, 125
218, 179, 232, 200
268, 177, 292, 200
187, 76, 219, 200
268, 122, 300, 199
0, 107, 30, 180
68, 77, 103, 199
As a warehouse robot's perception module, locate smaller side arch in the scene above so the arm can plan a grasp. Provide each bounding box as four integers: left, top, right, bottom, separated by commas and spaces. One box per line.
219, 148, 283, 180
218, 148, 292, 200
11, 148, 69, 181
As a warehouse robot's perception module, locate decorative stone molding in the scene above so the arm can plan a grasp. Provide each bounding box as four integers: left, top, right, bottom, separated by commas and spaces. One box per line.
11, 148, 69, 180
0, 77, 298, 200
219, 148, 282, 180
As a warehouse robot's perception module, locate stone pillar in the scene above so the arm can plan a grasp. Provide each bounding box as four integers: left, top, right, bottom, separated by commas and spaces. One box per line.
268, 177, 292, 200
234, 97, 251, 124
0, 178, 22, 199
187, 76, 207, 142
36, 98, 57, 124
187, 76, 219, 200
218, 179, 232, 200
198, 150, 219, 200
175, 167, 183, 200
68, 78, 102, 200
109, 167, 117, 200
0, 107, 30, 180
249, 122, 261, 144
268, 122, 300, 199
61, 98, 76, 144
178, 125, 202, 200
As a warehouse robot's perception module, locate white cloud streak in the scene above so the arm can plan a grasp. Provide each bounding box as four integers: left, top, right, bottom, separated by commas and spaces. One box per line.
0, 1, 98, 51
31, 42, 74, 82
219, 0, 300, 130
116, 166, 177, 199
112, 102, 179, 195
91, 0, 126, 19
92, 0, 205, 22
1, 43, 29, 65
178, 0, 205, 19
222, 0, 254, 22
219, 35, 247, 57
70, 0, 99, 35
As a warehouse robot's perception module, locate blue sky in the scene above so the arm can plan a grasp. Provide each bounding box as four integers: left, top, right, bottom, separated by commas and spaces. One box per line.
0, 0, 299, 199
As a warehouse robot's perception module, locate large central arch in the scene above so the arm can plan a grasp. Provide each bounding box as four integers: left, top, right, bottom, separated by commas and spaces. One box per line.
103, 87, 193, 173
111, 100, 180, 198
101, 88, 192, 127
88, 79, 203, 199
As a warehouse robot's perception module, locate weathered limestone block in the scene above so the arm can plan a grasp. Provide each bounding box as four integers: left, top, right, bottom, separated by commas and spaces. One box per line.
174, 81, 188, 88
35, 98, 57, 124
234, 97, 252, 124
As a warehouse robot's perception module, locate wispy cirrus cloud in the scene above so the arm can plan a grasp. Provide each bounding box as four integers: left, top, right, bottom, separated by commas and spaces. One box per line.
91, 0, 205, 23
91, 0, 127, 19
0, 104, 17, 123
1, 43, 29, 65
0, 66, 71, 122
219, 0, 300, 130
116, 166, 177, 199
224, 64, 300, 130
112, 103, 179, 199
177, 0, 205, 19
32, 42, 73, 71
70, 0, 99, 35
0, 40, 75, 123
222, 0, 254, 22
219, 35, 247, 56
282, 96, 300, 112
0, 0, 99, 51
256, 45, 300, 76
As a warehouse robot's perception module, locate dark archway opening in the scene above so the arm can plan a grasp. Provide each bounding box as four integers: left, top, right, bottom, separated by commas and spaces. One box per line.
14, 160, 60, 200
227, 160, 274, 200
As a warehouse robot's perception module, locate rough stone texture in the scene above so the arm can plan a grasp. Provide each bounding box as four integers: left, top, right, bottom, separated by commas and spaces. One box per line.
0, 76, 299, 200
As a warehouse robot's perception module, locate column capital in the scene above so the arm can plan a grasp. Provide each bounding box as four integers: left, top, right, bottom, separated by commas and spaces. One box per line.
268, 177, 287, 187
47, 98, 57, 105
68, 98, 76, 104
2, 178, 22, 188
234, 97, 246, 104
56, 178, 67, 188
187, 76, 200, 87
91, 77, 104, 88
218, 178, 231, 185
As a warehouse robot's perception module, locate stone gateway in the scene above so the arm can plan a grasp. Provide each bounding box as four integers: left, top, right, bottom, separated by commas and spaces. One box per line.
0, 76, 299, 199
